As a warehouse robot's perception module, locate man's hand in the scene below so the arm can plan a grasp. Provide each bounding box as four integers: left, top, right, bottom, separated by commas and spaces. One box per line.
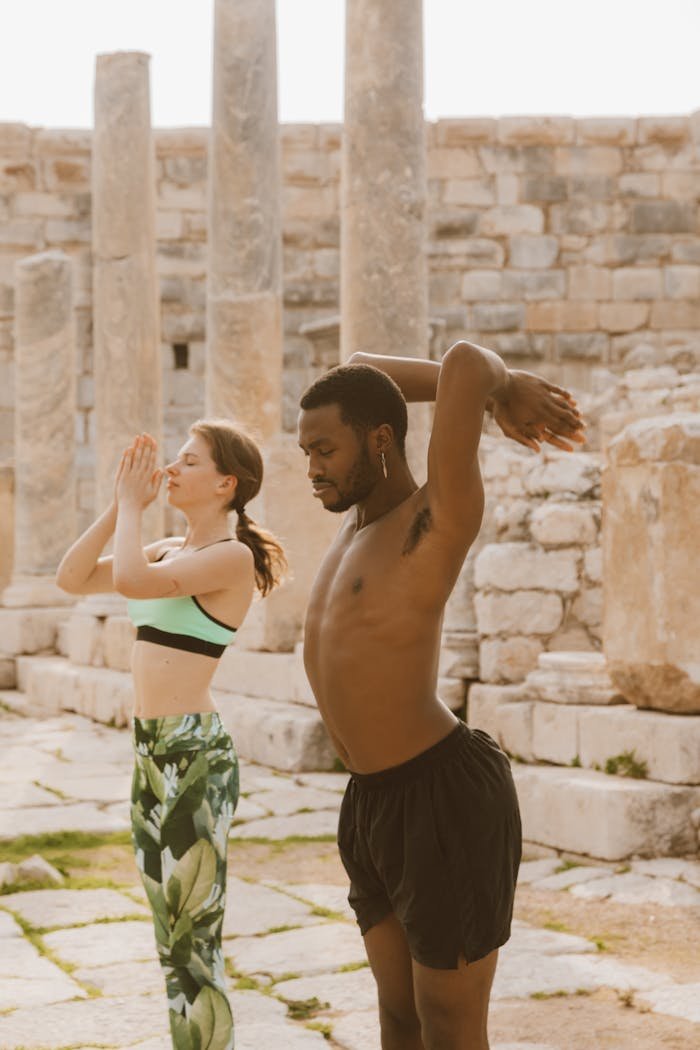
115, 434, 164, 508
491, 370, 586, 453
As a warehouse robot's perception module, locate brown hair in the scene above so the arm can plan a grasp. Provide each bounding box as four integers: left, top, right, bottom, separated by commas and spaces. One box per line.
189, 419, 287, 596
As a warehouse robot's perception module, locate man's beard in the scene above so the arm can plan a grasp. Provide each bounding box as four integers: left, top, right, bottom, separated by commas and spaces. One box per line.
325, 443, 377, 513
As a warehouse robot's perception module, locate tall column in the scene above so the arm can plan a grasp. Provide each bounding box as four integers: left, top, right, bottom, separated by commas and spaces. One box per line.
2, 250, 76, 609
341, 0, 429, 480
205, 0, 282, 438
341, 0, 428, 364
93, 52, 162, 537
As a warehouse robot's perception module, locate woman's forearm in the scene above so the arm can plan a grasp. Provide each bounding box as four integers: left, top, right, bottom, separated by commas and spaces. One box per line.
113, 503, 150, 591
55, 503, 117, 593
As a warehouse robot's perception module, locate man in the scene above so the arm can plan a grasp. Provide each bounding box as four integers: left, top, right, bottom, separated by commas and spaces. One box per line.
298, 341, 585, 1050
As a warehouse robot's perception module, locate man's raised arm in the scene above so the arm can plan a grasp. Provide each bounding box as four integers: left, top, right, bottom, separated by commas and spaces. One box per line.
428, 341, 584, 540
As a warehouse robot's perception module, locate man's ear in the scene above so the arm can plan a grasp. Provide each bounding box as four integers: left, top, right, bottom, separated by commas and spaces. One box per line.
374, 423, 394, 455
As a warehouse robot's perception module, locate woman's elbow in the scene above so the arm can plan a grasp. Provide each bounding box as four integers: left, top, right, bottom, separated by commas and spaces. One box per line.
55, 568, 80, 595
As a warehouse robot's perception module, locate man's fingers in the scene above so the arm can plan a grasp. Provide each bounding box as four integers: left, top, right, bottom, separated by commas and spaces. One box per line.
542, 431, 574, 452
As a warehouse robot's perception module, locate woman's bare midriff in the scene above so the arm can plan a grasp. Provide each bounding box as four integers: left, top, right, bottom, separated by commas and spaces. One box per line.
131, 640, 220, 718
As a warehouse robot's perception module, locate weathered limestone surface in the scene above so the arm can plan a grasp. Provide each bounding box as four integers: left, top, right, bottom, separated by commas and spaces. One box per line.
205, 0, 282, 436
92, 53, 162, 535
525, 652, 624, 705
9, 251, 76, 582
514, 765, 700, 859
0, 468, 13, 592
341, 0, 427, 364
603, 414, 700, 713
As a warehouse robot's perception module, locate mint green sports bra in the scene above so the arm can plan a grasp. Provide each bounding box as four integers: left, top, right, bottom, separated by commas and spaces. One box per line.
127, 539, 237, 658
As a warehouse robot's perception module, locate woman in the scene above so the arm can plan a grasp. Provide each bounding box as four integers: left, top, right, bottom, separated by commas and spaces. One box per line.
56, 420, 286, 1050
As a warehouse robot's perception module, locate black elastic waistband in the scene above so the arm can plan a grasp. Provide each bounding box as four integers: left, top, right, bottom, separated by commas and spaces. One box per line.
350, 722, 469, 790
136, 625, 225, 658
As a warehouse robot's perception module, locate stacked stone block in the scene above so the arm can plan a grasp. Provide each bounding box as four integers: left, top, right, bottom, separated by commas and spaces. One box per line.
474, 442, 602, 683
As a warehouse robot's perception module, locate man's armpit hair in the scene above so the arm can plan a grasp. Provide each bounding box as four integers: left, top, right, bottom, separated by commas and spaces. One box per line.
402, 507, 433, 556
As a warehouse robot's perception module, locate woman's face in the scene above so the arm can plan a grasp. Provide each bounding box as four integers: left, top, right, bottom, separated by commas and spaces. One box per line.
164, 432, 234, 509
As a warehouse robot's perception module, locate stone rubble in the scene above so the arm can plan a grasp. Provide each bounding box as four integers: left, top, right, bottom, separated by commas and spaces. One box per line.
0, 705, 698, 1049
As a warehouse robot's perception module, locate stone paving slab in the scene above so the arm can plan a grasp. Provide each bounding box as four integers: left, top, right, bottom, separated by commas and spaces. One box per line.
0, 801, 129, 839
36, 773, 132, 803
0, 782, 63, 808
0, 888, 148, 929
223, 875, 321, 936
226, 921, 366, 978
631, 857, 700, 884
246, 785, 344, 817
516, 858, 562, 883
72, 957, 164, 998
493, 1044, 560, 1050
494, 949, 671, 1000
42, 919, 155, 968
274, 965, 376, 1013
532, 864, 611, 890
264, 880, 355, 919
0, 937, 87, 1009
294, 771, 350, 793
0, 974, 86, 1012
230, 809, 338, 840
570, 871, 700, 907
332, 1009, 380, 1050
0, 748, 67, 783
638, 983, 700, 1024
233, 796, 270, 821
0, 911, 22, 937
0, 994, 167, 1049
507, 920, 595, 956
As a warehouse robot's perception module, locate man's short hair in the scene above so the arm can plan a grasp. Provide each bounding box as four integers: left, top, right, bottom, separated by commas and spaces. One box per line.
300, 363, 408, 456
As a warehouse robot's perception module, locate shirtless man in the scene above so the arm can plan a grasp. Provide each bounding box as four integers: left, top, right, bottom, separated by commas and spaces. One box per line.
298, 340, 585, 1050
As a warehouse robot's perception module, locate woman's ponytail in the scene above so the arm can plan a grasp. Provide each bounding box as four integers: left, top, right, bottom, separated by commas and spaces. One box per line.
189, 419, 288, 597
234, 506, 287, 597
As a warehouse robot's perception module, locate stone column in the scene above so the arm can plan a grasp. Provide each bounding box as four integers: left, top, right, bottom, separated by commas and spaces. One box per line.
0, 251, 75, 655
206, 1, 324, 654
205, 0, 282, 438
603, 414, 700, 713
341, 0, 429, 477
341, 0, 427, 360
93, 52, 162, 536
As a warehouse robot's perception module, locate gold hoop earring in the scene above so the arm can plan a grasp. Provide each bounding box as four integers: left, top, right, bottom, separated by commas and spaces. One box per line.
380, 451, 388, 479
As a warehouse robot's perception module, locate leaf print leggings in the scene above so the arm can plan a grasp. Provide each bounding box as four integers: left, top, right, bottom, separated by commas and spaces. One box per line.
131, 712, 239, 1050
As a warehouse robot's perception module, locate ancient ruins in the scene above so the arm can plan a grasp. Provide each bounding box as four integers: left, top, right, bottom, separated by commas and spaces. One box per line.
0, 0, 699, 864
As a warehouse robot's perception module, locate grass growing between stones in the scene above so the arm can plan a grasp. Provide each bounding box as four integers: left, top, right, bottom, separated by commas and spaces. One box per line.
285, 996, 329, 1020
530, 988, 591, 1000
33, 779, 71, 801
306, 1019, 333, 1039
604, 750, 649, 779
310, 905, 346, 921
0, 829, 132, 865
554, 859, 581, 874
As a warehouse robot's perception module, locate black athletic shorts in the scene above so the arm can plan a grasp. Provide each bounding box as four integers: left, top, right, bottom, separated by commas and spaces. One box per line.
337, 721, 522, 970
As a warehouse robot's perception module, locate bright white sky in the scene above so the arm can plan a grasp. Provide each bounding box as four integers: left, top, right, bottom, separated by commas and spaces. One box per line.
2, 0, 699, 127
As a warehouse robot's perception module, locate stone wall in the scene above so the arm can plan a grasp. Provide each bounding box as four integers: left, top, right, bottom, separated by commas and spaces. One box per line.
474, 442, 602, 683
472, 357, 700, 685
1, 113, 699, 531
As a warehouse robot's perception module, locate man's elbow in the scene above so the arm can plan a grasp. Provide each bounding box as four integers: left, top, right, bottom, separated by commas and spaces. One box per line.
442, 341, 490, 384
347, 351, 373, 366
